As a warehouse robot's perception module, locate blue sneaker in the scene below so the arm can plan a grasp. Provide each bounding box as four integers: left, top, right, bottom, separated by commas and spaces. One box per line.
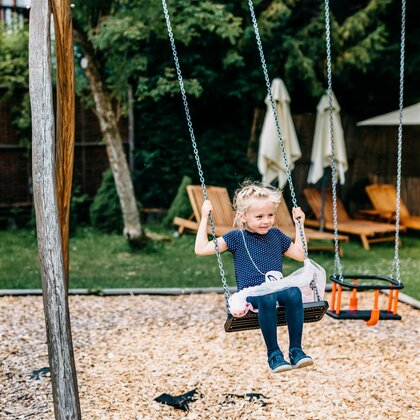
289, 348, 314, 369
268, 350, 292, 373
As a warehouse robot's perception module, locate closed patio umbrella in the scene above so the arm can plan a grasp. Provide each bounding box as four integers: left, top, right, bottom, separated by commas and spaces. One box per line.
257, 78, 301, 188
307, 92, 348, 185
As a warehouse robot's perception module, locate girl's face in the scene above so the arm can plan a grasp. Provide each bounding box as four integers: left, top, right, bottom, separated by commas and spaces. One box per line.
242, 198, 276, 234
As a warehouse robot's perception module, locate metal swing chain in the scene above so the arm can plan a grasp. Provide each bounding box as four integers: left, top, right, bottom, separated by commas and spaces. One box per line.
391, 0, 406, 284
161, 0, 231, 307
324, 0, 343, 279
247, 0, 308, 258
310, 273, 322, 302
324, 0, 406, 283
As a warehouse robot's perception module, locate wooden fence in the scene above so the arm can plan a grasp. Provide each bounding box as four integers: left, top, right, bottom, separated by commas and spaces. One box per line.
0, 92, 126, 207
1, 99, 419, 215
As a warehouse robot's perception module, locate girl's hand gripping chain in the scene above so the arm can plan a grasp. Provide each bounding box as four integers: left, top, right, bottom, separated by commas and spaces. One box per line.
202, 199, 213, 218
195, 200, 228, 256
292, 207, 306, 224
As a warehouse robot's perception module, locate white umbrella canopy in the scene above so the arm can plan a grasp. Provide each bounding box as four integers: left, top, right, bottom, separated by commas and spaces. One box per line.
357, 102, 420, 126
257, 78, 301, 188
307, 92, 348, 185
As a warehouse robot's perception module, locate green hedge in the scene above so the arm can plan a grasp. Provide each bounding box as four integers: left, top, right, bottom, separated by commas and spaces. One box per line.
90, 169, 123, 234
162, 175, 192, 227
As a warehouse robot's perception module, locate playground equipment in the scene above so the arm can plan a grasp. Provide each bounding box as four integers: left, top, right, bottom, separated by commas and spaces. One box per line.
28, 0, 81, 418
27, 1, 408, 418
322, 0, 406, 325
162, 0, 330, 332
164, 0, 408, 329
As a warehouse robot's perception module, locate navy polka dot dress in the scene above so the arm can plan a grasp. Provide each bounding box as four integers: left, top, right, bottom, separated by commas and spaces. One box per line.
223, 228, 292, 291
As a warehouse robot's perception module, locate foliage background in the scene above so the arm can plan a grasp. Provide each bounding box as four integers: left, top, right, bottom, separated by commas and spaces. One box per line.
1, 0, 419, 210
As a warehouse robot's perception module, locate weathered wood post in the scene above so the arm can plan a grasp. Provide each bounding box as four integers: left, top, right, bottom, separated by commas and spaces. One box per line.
51, 0, 76, 289
28, 1, 81, 418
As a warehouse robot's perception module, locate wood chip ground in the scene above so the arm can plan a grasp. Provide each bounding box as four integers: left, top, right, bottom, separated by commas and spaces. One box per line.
1, 293, 419, 419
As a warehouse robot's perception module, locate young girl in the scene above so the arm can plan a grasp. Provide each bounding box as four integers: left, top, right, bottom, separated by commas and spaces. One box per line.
195, 181, 313, 373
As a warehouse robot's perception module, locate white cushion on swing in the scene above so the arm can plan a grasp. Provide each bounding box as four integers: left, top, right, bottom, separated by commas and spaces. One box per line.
228, 259, 326, 317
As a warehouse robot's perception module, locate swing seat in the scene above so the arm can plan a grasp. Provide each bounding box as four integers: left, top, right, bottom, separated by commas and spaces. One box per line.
224, 301, 329, 333
327, 309, 401, 321
327, 274, 404, 325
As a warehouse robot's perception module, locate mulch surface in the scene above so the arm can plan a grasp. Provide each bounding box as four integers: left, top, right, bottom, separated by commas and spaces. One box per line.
1, 293, 419, 419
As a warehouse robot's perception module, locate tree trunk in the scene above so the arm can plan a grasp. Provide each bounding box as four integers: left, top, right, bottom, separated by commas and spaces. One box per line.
29, 2, 81, 419
51, 0, 75, 288
128, 85, 135, 173
75, 31, 144, 243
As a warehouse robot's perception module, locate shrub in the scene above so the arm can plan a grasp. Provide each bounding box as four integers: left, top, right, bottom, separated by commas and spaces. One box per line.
162, 175, 192, 228
89, 169, 123, 233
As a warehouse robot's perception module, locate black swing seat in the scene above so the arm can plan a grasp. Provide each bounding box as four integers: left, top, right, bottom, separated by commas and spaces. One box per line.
224, 301, 329, 333
327, 310, 401, 321
329, 274, 404, 291
327, 274, 404, 321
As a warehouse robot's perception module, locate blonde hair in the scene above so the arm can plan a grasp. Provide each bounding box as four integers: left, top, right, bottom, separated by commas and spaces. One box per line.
233, 180, 282, 229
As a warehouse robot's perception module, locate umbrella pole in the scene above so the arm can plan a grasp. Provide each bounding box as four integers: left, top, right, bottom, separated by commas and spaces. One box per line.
320, 170, 326, 231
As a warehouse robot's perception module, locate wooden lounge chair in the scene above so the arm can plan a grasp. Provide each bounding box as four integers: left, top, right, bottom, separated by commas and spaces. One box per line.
274, 199, 348, 254
174, 185, 234, 236
174, 185, 349, 253
363, 184, 420, 231
303, 187, 405, 250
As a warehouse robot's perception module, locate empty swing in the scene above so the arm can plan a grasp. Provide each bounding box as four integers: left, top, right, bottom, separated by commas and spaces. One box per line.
322, 0, 405, 325
162, 0, 329, 332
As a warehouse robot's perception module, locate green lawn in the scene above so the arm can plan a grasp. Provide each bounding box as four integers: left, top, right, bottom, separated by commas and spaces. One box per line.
0, 225, 419, 300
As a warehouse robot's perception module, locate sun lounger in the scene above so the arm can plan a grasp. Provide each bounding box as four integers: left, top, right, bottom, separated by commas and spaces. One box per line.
303, 187, 404, 250
363, 184, 420, 231
174, 185, 349, 253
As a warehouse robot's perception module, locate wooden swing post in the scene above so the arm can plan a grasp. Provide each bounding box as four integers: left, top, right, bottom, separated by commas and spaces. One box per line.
52, 0, 76, 289
29, 0, 81, 418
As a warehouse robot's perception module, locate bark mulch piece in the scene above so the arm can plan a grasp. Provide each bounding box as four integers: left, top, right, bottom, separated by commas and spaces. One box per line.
154, 389, 201, 411
1, 293, 419, 419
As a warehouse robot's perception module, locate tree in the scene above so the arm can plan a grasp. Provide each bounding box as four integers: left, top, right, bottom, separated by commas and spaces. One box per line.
72, 1, 144, 244
0, 25, 31, 148
71, 0, 244, 207
223, 0, 395, 113
4, 0, 419, 212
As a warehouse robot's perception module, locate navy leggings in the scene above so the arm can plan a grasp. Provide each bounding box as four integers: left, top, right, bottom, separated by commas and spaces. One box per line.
247, 287, 303, 356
